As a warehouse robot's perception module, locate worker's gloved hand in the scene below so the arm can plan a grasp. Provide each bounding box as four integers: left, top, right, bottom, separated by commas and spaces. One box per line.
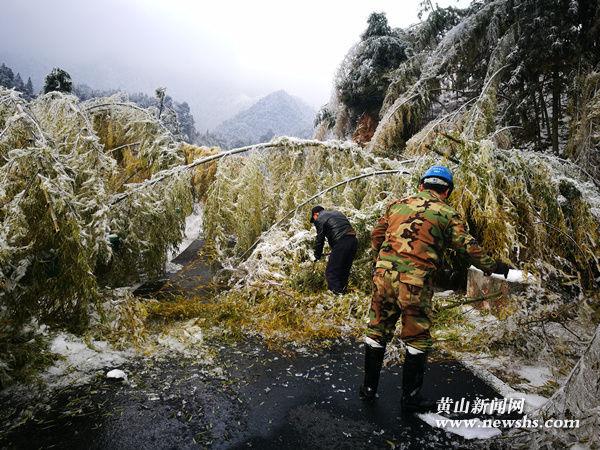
492, 261, 512, 279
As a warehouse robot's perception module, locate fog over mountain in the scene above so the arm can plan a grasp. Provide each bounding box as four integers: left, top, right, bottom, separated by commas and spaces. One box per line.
214, 90, 315, 148
0, 49, 259, 130
0, 0, 467, 130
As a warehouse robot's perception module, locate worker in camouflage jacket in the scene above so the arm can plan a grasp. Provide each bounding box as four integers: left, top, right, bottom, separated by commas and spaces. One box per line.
359, 165, 511, 412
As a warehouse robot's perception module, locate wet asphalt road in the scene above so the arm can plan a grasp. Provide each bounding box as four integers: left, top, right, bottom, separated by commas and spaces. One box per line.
1, 339, 502, 450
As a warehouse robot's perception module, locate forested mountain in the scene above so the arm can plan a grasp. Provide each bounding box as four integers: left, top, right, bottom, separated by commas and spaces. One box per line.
74, 84, 198, 144
214, 90, 315, 148
0, 63, 35, 99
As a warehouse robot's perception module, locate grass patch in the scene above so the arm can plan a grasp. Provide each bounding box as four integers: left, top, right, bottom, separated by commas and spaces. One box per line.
431, 294, 479, 352
0, 329, 60, 388
145, 286, 369, 350
143, 289, 513, 354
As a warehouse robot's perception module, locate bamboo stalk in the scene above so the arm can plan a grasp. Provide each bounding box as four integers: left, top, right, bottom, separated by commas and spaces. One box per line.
437, 290, 503, 310
110, 139, 362, 205
239, 166, 414, 259
40, 178, 60, 233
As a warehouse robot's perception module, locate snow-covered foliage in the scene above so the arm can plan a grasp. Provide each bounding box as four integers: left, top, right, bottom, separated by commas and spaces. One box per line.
0, 88, 193, 333
316, 13, 408, 140
74, 84, 199, 143
204, 137, 417, 263
368, 0, 512, 156
452, 143, 598, 288
335, 26, 407, 112
505, 324, 600, 449
567, 72, 600, 179
198, 132, 599, 357
204, 135, 599, 292
320, 1, 600, 158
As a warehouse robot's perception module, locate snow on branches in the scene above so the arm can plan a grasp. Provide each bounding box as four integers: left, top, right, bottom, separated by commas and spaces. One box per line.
0, 88, 193, 330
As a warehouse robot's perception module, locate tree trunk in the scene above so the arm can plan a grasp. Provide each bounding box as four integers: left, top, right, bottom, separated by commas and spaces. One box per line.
551, 69, 561, 154
538, 80, 552, 143
530, 86, 542, 150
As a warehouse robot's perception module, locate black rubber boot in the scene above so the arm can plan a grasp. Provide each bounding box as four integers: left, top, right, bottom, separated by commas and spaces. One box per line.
359, 344, 385, 401
401, 351, 436, 413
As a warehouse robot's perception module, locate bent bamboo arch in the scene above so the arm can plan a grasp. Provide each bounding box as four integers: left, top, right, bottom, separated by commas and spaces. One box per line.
239, 165, 415, 259
110, 139, 360, 205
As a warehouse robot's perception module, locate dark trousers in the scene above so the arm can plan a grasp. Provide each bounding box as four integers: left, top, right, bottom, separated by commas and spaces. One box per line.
325, 235, 358, 294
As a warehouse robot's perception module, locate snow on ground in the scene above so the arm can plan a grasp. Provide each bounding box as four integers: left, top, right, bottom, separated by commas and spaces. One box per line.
418, 413, 502, 440
457, 354, 552, 412
43, 318, 218, 389
44, 333, 132, 388
518, 365, 552, 387
166, 203, 203, 266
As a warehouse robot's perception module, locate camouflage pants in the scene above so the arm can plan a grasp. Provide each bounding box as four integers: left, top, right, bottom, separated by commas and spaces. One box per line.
366, 268, 434, 352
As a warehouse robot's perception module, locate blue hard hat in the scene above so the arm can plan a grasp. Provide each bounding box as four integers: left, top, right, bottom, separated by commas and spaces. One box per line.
420, 165, 453, 186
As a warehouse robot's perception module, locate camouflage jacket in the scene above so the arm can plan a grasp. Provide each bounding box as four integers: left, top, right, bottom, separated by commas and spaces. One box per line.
371, 189, 496, 286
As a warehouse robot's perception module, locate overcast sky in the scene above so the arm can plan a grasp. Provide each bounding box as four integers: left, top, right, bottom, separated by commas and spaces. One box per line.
1, 0, 470, 129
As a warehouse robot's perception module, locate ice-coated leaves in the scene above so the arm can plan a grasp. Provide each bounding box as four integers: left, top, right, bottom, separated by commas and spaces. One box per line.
0, 87, 193, 329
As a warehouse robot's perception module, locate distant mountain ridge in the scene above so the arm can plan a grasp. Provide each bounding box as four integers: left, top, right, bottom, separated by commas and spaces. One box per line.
214, 90, 315, 148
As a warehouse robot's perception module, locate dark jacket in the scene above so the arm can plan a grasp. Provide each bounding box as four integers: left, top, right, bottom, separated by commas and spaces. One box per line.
314, 210, 355, 260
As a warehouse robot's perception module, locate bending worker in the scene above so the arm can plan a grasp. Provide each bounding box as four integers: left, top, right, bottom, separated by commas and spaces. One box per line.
360, 165, 511, 412
311, 206, 358, 294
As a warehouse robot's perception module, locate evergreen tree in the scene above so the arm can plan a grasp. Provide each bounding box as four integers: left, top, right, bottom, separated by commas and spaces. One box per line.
44, 67, 73, 94
335, 12, 408, 116
174, 101, 196, 143
13, 73, 25, 93
361, 12, 392, 39
0, 63, 15, 88
24, 77, 34, 98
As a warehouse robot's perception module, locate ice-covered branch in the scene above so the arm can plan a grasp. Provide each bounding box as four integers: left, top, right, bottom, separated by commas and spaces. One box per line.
240, 165, 415, 259
110, 138, 358, 205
